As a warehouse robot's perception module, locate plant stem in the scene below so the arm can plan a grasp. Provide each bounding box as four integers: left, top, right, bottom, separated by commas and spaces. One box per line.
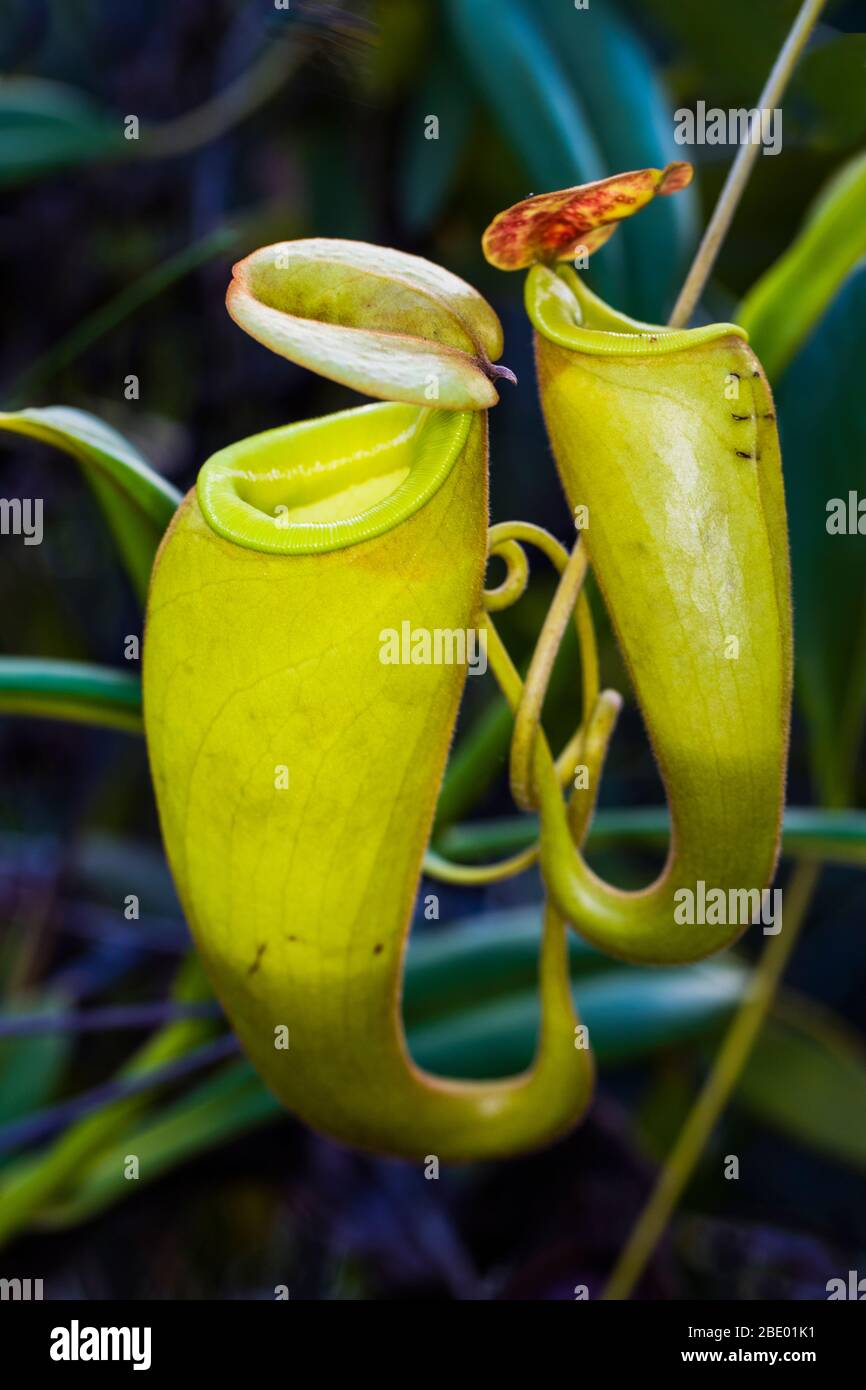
509, 539, 590, 812
668, 0, 828, 328
601, 859, 819, 1300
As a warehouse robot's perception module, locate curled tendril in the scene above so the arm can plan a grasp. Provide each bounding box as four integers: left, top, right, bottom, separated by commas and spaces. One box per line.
423, 521, 607, 885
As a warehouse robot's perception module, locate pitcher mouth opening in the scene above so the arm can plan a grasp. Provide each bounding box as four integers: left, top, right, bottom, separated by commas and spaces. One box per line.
526, 264, 748, 357
197, 402, 471, 555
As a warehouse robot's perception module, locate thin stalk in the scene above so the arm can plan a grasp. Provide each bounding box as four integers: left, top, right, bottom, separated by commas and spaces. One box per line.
602, 860, 819, 1299
509, 539, 590, 812
668, 0, 828, 328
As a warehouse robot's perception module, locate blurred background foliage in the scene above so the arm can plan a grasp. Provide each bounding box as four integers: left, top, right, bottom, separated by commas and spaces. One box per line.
1, 0, 866, 1300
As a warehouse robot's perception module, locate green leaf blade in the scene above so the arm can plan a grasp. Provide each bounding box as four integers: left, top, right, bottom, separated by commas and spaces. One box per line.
0, 659, 142, 733
0, 407, 181, 602
739, 151, 866, 382
0, 78, 125, 188
736, 1001, 866, 1172
775, 263, 866, 803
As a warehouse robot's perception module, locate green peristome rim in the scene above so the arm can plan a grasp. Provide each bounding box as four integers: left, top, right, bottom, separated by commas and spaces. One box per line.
197, 401, 472, 556
526, 265, 749, 355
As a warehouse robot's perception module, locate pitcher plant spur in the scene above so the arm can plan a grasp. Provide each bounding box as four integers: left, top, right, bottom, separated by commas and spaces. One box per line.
144, 165, 791, 1160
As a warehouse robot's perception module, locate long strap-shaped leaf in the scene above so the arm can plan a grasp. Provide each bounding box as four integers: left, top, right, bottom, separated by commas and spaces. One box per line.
0, 658, 141, 734
738, 150, 866, 382
0, 407, 181, 600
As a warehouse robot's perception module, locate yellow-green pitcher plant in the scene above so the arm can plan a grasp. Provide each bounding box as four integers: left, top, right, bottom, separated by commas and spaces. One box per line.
481, 166, 792, 966
144, 239, 592, 1160
140, 163, 792, 1161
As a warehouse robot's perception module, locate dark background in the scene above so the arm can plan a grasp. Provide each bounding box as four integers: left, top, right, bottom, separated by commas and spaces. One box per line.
1, 0, 866, 1300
